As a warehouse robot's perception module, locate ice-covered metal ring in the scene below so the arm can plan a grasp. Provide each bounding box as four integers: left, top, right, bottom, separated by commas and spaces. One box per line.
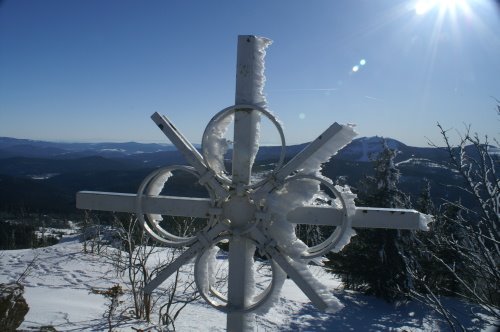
279, 174, 356, 259
193, 240, 286, 313
136, 165, 217, 247
201, 104, 286, 189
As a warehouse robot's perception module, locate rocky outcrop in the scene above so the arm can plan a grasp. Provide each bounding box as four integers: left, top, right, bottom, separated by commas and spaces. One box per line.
0, 283, 29, 331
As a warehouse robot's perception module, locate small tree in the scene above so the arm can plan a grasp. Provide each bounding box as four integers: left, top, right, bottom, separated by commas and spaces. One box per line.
416, 178, 435, 215
408, 111, 499, 330
330, 140, 418, 301
81, 210, 103, 255
106, 214, 200, 329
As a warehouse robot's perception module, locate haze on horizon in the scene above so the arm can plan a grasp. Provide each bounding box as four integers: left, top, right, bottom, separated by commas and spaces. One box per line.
0, 0, 499, 147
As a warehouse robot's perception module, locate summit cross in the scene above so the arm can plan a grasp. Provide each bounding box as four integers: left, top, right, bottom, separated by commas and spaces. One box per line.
77, 35, 431, 332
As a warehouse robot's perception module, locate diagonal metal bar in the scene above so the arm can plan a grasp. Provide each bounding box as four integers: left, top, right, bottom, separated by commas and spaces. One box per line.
144, 222, 228, 294
267, 248, 334, 311
76, 191, 212, 218
287, 206, 429, 230
250, 228, 335, 312
144, 242, 202, 294
144, 242, 203, 294
254, 123, 355, 196
275, 123, 348, 179
152, 112, 206, 172
151, 112, 228, 199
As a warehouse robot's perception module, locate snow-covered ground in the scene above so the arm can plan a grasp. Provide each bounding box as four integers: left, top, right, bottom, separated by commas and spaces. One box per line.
0, 235, 496, 331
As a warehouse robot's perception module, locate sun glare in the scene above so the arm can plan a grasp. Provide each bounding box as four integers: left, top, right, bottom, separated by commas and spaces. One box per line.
415, 1, 433, 14
415, 0, 467, 15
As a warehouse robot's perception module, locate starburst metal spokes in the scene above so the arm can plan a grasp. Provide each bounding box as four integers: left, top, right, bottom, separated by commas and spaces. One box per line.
75, 36, 432, 330
134, 104, 358, 312
77, 105, 431, 314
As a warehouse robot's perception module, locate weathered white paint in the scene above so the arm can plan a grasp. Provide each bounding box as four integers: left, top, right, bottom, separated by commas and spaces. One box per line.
75, 35, 432, 332
151, 112, 228, 199
227, 35, 271, 332
253, 122, 356, 198
77, 191, 211, 218
288, 206, 429, 230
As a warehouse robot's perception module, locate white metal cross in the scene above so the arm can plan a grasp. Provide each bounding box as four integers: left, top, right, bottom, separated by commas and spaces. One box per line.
76, 36, 431, 331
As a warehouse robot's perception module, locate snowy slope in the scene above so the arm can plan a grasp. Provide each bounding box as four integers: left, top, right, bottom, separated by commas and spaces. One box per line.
0, 236, 496, 331
336, 136, 403, 162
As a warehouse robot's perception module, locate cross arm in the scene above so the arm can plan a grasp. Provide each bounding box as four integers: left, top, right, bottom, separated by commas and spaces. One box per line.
76, 191, 212, 219
287, 206, 432, 231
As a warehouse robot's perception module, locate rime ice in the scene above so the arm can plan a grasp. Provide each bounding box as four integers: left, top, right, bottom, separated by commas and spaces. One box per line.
76, 35, 432, 331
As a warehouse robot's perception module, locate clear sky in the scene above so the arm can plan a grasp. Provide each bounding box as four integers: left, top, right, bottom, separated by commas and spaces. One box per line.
1, 0, 499, 147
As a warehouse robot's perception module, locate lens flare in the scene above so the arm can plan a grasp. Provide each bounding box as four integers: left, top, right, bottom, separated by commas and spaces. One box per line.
352, 65, 359, 72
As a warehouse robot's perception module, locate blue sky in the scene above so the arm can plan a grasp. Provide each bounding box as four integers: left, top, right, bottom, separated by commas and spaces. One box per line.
1, 0, 499, 147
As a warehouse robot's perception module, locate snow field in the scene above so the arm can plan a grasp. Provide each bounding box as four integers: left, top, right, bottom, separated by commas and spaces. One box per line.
0, 235, 497, 331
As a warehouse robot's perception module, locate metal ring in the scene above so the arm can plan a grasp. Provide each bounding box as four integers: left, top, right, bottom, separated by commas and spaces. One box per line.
193, 240, 284, 313
201, 104, 286, 190
280, 174, 354, 259
136, 165, 217, 247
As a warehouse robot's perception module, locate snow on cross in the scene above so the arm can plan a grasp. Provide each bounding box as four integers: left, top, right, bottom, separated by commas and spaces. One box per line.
76, 36, 432, 331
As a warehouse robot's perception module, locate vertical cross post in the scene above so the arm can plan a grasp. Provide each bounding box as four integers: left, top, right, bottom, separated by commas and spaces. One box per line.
227, 35, 269, 331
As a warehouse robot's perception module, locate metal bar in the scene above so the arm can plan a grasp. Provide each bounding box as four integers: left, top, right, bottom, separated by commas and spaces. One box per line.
275, 123, 346, 179
151, 112, 228, 199
232, 109, 259, 183
151, 112, 207, 174
144, 241, 203, 294
76, 191, 211, 218
254, 122, 356, 196
287, 206, 427, 230
226, 35, 267, 332
144, 222, 227, 294
249, 228, 334, 312
267, 247, 332, 311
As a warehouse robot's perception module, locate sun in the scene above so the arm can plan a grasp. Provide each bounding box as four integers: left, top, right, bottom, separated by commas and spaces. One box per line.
414, 0, 468, 15
415, 0, 433, 14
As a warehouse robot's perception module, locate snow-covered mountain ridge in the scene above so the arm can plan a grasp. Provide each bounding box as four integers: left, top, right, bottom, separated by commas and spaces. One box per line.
335, 136, 404, 162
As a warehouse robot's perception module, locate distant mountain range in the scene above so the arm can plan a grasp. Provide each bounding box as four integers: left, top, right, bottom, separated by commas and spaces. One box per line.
0, 136, 401, 157
0, 137, 178, 159
0, 135, 444, 162
0, 136, 496, 214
